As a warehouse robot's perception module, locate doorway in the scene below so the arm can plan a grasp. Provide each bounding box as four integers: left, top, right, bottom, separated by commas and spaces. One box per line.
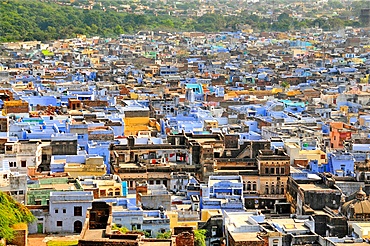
74, 220, 83, 233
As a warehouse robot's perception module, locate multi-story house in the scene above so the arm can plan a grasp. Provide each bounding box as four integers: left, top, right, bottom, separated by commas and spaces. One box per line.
28, 191, 93, 234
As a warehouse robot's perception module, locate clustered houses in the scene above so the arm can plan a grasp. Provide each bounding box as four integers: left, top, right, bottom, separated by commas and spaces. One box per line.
0, 27, 369, 246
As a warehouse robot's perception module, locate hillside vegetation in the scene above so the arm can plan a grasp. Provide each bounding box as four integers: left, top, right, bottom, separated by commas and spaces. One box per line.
0, 191, 34, 241
0, 0, 365, 42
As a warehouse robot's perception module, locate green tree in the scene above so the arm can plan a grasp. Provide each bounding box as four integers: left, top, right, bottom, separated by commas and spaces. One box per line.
0, 191, 35, 241
114, 25, 124, 35
157, 231, 171, 239
281, 81, 290, 91
194, 229, 207, 246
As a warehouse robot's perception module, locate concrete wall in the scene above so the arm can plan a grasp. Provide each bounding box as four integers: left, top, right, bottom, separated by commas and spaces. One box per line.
47, 191, 93, 233
140, 193, 171, 210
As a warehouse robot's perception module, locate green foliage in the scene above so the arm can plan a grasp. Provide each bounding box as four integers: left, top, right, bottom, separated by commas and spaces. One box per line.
137, 230, 151, 238
281, 81, 290, 89
0, 191, 35, 241
0, 0, 366, 42
157, 230, 171, 239
111, 224, 129, 234
111, 224, 120, 230
194, 229, 207, 246
119, 227, 129, 234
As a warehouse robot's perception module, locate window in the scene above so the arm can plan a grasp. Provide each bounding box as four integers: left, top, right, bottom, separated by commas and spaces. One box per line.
63, 209, 66, 214
55, 209, 58, 214
19, 190, 24, 195
265, 168, 269, 174
246, 181, 251, 191
281, 167, 285, 174
21, 160, 26, 167
74, 206, 82, 216
133, 224, 141, 230
276, 168, 280, 175
9, 162, 16, 167
252, 182, 257, 191
211, 226, 217, 236
270, 168, 275, 174
57, 221, 63, 227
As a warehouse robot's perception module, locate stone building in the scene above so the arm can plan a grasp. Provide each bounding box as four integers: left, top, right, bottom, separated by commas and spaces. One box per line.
341, 187, 370, 221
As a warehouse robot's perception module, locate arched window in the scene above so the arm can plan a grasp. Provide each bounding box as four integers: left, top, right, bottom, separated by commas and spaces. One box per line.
247, 181, 251, 191
252, 181, 257, 191
108, 188, 113, 196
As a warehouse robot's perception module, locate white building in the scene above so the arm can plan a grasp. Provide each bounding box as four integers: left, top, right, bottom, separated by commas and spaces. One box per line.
29, 191, 93, 234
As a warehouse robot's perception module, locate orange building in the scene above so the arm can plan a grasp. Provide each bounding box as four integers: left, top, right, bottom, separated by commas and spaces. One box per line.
329, 122, 352, 149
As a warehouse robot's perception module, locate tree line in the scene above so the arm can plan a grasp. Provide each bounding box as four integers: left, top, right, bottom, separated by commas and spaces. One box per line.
0, 0, 365, 42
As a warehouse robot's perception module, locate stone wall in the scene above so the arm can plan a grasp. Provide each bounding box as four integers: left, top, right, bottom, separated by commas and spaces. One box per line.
176, 231, 194, 246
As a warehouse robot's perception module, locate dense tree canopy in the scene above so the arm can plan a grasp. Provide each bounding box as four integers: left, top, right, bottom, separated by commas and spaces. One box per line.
0, 191, 35, 241
0, 0, 364, 42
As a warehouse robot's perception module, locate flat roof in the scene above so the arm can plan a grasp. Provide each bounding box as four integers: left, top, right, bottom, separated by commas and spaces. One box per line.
299, 183, 338, 192
225, 212, 255, 228
230, 232, 262, 242
39, 183, 77, 190
265, 218, 309, 232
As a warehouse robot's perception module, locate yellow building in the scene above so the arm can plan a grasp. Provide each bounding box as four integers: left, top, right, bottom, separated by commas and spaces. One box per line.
167, 209, 222, 231
204, 120, 218, 130
167, 211, 198, 230
123, 106, 150, 136
285, 142, 327, 165
352, 222, 370, 239
2, 100, 29, 116
80, 178, 122, 197
201, 209, 222, 222
64, 156, 106, 178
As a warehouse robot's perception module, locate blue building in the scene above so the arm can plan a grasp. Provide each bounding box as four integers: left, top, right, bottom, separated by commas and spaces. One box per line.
87, 141, 111, 173
200, 176, 244, 211
327, 152, 355, 177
